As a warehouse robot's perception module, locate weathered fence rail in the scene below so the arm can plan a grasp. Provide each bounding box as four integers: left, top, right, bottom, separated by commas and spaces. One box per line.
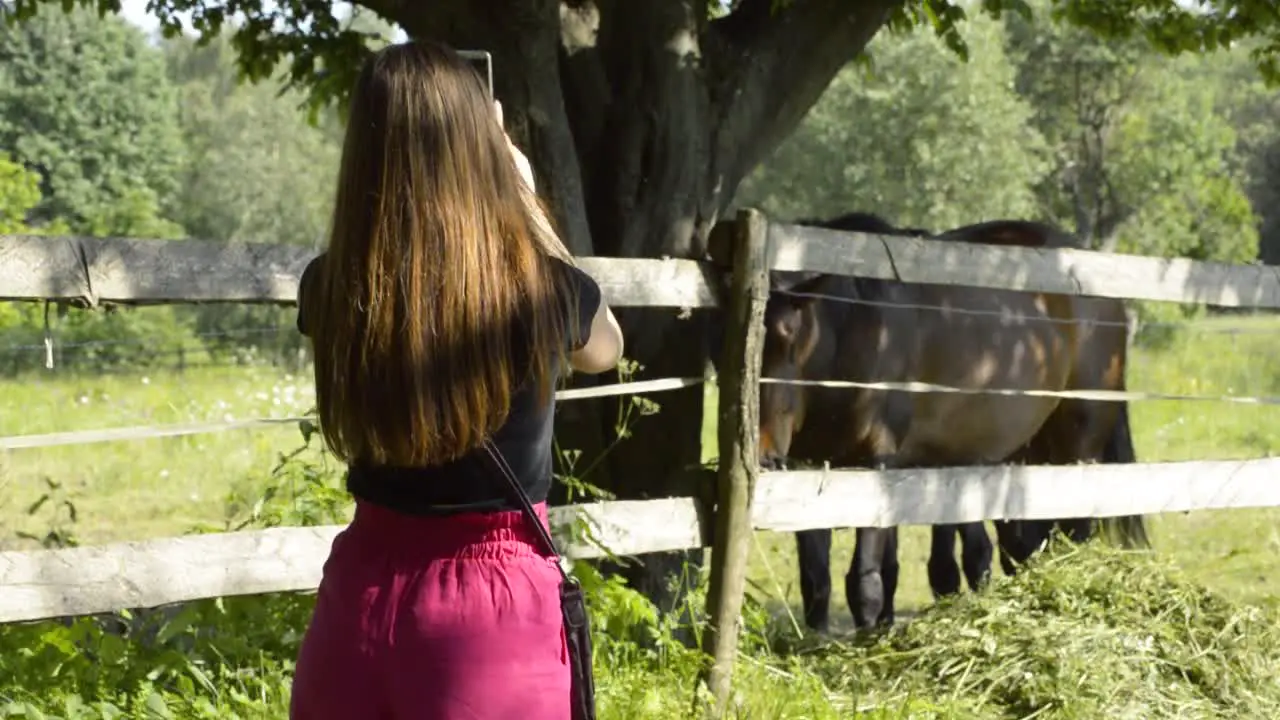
4, 456, 1280, 625
3, 210, 1280, 710
0, 234, 720, 308
764, 221, 1280, 308
7, 221, 1280, 309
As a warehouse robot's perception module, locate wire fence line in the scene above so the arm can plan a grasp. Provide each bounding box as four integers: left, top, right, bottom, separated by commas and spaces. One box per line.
1, 359, 286, 379
4, 295, 1278, 451
0, 322, 302, 376
774, 288, 1280, 333
0, 325, 291, 355
4, 289, 1276, 363
7, 369, 1280, 453
757, 378, 1280, 406
0, 377, 707, 450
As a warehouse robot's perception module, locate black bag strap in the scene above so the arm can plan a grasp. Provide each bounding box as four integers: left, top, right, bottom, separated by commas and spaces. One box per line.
481, 439, 570, 583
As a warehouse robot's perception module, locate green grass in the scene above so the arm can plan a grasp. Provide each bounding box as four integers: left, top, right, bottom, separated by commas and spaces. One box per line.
791, 541, 1280, 718
2, 313, 1279, 718
0, 365, 333, 548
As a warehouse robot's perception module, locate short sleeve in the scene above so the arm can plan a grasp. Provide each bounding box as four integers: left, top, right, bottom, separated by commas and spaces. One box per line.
296, 254, 325, 337
552, 258, 601, 351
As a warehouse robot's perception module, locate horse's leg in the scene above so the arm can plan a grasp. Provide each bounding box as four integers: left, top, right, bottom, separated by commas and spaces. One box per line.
1015, 519, 1055, 563
1058, 517, 1094, 544
958, 522, 993, 592
931, 520, 994, 595
847, 526, 894, 629
995, 517, 1053, 576
927, 524, 963, 599
795, 529, 833, 633
877, 526, 900, 626
993, 520, 1020, 577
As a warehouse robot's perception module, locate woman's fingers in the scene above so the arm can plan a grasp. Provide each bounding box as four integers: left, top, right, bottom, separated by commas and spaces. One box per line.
510, 141, 536, 191
493, 99, 538, 193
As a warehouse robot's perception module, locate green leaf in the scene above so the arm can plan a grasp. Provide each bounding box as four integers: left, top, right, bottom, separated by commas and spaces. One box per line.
154, 604, 200, 646
143, 692, 174, 720
97, 631, 127, 666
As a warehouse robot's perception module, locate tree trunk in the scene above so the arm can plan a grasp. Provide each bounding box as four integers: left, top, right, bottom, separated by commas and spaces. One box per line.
392, 0, 903, 617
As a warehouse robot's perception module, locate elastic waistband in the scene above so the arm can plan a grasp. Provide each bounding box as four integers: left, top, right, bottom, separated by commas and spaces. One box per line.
345, 499, 554, 560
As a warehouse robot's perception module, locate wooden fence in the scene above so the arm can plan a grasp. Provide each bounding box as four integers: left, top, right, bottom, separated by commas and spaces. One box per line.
3, 210, 1280, 709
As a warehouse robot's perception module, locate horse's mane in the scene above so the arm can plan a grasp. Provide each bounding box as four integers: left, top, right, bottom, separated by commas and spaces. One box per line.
781, 211, 932, 296
796, 211, 932, 238
795, 212, 1081, 249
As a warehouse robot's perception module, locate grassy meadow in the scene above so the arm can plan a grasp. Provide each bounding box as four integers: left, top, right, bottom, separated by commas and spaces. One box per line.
2, 312, 1279, 718
0, 365, 334, 547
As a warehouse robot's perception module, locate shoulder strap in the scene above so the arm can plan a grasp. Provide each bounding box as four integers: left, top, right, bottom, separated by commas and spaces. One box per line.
481, 440, 569, 580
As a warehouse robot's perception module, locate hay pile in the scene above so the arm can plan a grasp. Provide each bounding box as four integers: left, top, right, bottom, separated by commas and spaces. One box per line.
801, 542, 1280, 719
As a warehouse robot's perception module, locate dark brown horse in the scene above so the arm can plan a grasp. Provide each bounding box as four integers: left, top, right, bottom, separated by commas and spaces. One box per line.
761, 212, 1148, 632
942, 218, 1150, 572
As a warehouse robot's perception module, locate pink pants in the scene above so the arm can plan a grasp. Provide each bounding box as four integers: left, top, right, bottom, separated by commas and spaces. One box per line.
290, 500, 571, 719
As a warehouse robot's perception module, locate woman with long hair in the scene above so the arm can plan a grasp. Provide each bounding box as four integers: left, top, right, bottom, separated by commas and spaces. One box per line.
289, 39, 624, 719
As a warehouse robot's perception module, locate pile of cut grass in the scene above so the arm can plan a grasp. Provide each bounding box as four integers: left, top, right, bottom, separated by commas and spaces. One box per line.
793, 541, 1280, 719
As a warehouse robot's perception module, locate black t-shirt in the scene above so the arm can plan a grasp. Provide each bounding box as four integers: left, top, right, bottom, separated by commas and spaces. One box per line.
295, 252, 602, 515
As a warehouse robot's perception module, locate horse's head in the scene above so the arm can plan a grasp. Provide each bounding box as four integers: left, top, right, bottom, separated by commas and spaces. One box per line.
759, 271, 828, 471
757, 211, 913, 471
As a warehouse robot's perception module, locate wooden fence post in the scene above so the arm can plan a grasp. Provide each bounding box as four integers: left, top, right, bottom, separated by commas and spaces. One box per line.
699, 208, 768, 715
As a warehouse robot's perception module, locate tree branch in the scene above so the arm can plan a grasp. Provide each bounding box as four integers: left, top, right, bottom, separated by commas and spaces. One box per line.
708, 0, 907, 184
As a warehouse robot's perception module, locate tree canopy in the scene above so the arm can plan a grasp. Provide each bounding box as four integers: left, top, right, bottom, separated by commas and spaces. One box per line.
742, 1, 1262, 270
738, 14, 1049, 230
163, 31, 342, 247
8, 0, 1280, 256
1003, 0, 1257, 262
9, 0, 1280, 111
0, 152, 39, 234
0, 7, 186, 237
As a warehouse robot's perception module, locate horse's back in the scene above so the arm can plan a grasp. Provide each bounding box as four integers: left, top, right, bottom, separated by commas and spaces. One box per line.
933, 220, 1081, 250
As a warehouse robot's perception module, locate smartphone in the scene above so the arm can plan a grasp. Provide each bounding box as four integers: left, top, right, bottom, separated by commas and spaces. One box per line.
457, 49, 494, 98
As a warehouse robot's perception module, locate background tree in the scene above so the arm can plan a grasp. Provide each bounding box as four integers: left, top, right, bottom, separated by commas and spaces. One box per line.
1004, 1, 1258, 263
0, 151, 39, 234
0, 149, 193, 372
163, 31, 341, 249
1194, 38, 1280, 265
1099, 56, 1258, 264
0, 7, 186, 237
738, 14, 1049, 230
159, 29, 351, 363
0, 153, 42, 355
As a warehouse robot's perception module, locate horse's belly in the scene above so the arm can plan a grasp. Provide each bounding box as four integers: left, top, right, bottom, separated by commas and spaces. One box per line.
902, 394, 1060, 464
900, 291, 1075, 464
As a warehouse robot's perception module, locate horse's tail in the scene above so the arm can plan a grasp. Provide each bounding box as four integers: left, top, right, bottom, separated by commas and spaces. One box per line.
1096, 400, 1151, 550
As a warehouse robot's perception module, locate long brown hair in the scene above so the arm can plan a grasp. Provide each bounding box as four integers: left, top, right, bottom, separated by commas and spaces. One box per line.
308, 40, 574, 467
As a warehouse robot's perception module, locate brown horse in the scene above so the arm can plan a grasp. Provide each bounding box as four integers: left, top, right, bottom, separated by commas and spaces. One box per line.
761, 212, 1147, 632
937, 218, 1150, 571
